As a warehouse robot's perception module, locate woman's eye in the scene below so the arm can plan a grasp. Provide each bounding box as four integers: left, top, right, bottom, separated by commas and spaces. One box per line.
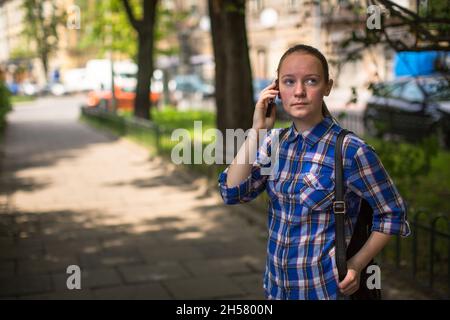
283, 79, 295, 86
305, 79, 318, 85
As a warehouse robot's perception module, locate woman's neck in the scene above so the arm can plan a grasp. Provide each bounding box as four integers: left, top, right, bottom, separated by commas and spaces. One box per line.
293, 114, 324, 134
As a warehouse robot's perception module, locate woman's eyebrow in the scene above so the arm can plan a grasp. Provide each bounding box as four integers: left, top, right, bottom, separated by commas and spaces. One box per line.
281, 74, 321, 79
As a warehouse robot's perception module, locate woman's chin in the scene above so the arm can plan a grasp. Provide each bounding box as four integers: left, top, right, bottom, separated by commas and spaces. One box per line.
286, 108, 310, 119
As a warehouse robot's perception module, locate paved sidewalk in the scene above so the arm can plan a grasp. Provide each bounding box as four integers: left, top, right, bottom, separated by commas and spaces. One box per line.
0, 96, 267, 300
0, 96, 432, 300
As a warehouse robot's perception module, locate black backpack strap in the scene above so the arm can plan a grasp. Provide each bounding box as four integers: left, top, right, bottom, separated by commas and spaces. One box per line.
334, 129, 351, 282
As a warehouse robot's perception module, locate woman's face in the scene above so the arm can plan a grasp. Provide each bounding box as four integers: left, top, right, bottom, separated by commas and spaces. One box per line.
278, 52, 333, 124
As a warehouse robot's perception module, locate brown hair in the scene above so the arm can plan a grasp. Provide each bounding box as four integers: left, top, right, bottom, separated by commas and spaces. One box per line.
276, 44, 333, 118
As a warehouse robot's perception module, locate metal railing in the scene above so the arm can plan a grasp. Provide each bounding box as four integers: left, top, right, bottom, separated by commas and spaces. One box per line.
380, 211, 450, 299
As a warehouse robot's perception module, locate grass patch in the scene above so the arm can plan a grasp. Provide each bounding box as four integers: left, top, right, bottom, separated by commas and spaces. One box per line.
11, 95, 36, 104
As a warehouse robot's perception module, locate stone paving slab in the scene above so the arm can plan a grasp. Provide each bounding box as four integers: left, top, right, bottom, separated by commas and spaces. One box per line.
182, 257, 253, 277
118, 261, 191, 284
0, 274, 52, 297
139, 244, 206, 262
0, 261, 15, 277
92, 283, 172, 300
51, 268, 123, 291
16, 254, 79, 275
19, 289, 95, 300
162, 276, 247, 300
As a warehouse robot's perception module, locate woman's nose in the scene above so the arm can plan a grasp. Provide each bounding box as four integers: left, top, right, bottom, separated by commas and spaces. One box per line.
294, 83, 306, 97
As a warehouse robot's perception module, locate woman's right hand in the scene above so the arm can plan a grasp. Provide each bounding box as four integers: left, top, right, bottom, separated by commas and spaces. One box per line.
252, 80, 279, 131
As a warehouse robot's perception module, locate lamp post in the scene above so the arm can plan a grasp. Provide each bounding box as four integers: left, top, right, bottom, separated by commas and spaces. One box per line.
106, 0, 116, 113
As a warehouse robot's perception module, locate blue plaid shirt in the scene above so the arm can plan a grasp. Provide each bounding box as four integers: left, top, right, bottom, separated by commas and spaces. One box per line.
218, 116, 411, 300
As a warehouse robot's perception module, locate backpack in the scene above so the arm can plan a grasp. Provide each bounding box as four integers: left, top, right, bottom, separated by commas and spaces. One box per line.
334, 129, 381, 300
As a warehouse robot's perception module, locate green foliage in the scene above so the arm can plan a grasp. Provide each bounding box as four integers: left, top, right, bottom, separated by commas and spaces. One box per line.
151, 107, 215, 130
368, 136, 439, 193
77, 0, 183, 60
418, 0, 450, 33
224, 1, 246, 15
0, 80, 12, 131
10, 96, 35, 104
9, 46, 35, 61
21, 0, 66, 64
366, 136, 450, 214
77, 0, 137, 58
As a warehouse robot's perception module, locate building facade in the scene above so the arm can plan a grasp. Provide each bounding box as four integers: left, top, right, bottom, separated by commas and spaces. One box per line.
0, 0, 417, 102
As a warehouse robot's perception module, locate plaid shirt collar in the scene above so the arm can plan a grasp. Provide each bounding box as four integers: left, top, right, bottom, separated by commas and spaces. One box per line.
285, 115, 335, 147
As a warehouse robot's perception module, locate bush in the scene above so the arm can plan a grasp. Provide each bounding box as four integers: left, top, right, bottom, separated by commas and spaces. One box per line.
0, 80, 12, 131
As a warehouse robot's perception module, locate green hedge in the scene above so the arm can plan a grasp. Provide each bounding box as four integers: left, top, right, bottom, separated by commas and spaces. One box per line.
0, 80, 12, 131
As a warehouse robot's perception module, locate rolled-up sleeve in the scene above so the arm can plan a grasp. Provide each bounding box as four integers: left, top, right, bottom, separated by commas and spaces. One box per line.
217, 129, 276, 205
347, 144, 411, 237
218, 166, 268, 204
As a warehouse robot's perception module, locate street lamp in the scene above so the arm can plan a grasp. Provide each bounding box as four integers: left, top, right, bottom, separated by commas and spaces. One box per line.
259, 8, 278, 29
106, 0, 116, 113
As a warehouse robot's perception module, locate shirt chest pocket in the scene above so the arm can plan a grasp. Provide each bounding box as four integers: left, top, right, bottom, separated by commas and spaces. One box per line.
271, 171, 335, 212
300, 172, 335, 212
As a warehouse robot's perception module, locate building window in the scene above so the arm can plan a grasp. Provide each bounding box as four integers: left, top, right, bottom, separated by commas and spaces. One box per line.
288, 0, 300, 13
256, 48, 267, 79
249, 0, 265, 14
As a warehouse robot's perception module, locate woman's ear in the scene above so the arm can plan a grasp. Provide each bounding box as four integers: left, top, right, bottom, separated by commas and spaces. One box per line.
324, 79, 333, 96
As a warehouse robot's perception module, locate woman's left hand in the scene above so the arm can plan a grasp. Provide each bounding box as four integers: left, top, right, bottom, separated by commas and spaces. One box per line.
338, 261, 361, 296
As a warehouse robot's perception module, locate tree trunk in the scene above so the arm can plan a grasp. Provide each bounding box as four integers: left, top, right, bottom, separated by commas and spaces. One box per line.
135, 31, 153, 119
208, 0, 227, 134
222, 1, 254, 132
40, 50, 49, 84
209, 0, 254, 135
122, 0, 158, 120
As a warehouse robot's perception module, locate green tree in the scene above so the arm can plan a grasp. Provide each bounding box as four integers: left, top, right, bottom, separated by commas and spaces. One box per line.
0, 80, 12, 131
21, 0, 66, 83
78, 0, 180, 60
121, 0, 159, 120
77, 0, 138, 59
327, 0, 450, 61
78, 0, 180, 118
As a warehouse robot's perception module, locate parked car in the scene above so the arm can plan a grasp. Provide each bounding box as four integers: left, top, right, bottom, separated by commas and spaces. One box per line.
6, 81, 20, 95
363, 74, 450, 147
253, 78, 289, 120
168, 74, 214, 106
86, 83, 161, 111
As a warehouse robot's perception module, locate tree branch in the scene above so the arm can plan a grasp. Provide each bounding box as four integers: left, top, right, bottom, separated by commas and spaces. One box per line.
121, 0, 139, 31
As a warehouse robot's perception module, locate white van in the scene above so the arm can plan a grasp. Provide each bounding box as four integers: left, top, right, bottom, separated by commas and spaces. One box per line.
85, 59, 138, 91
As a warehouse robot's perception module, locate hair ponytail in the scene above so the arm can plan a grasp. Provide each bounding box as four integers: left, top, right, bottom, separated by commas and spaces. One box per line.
321, 101, 331, 117
322, 101, 339, 124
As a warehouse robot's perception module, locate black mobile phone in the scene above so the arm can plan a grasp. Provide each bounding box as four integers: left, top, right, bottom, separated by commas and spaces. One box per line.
266, 79, 279, 117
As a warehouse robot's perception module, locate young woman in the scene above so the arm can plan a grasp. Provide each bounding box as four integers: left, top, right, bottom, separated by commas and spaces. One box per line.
218, 44, 410, 300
